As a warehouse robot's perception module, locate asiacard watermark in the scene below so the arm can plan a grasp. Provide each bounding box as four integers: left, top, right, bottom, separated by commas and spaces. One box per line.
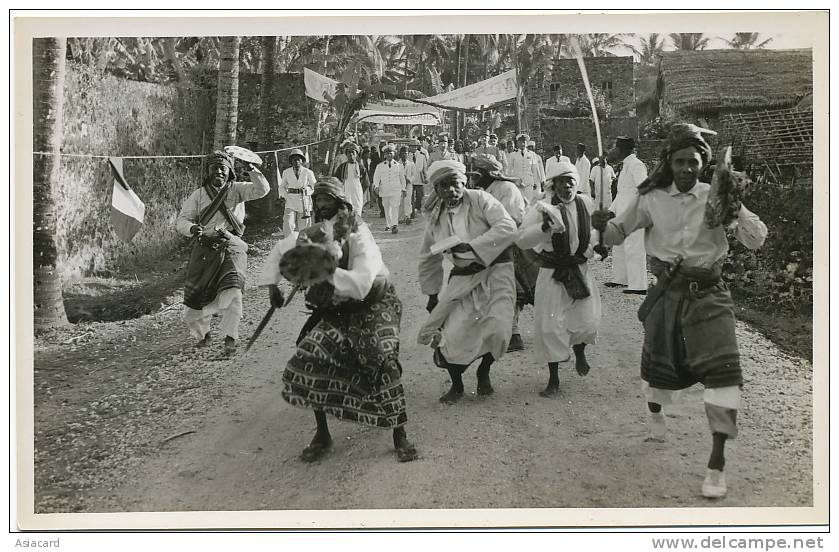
651, 536, 825, 551
14, 538, 60, 548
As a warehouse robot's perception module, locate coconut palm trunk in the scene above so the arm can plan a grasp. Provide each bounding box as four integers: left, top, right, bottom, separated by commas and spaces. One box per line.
252, 36, 278, 220
213, 36, 241, 150
33, 37, 69, 329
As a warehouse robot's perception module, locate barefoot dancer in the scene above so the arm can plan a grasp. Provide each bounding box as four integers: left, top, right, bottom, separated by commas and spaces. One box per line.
259, 177, 418, 463
516, 162, 601, 396
592, 124, 767, 498
418, 161, 517, 403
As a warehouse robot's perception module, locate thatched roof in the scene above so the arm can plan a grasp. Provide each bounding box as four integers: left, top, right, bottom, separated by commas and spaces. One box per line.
657, 48, 813, 114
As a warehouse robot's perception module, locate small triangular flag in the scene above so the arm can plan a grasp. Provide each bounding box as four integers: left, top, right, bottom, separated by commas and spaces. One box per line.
108, 157, 145, 242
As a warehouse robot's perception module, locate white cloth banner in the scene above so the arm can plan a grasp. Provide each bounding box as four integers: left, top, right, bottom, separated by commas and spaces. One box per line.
303, 67, 339, 102
356, 102, 441, 126
423, 69, 518, 109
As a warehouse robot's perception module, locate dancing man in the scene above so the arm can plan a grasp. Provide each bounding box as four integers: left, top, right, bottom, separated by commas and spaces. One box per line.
517, 162, 601, 396
259, 176, 418, 463
176, 151, 269, 355
418, 160, 517, 403
592, 124, 767, 498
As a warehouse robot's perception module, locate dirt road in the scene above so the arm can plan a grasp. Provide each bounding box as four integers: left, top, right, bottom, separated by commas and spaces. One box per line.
33, 211, 813, 517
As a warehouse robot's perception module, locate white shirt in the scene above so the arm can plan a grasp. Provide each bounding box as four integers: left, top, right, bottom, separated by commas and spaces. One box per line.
279, 166, 316, 213
544, 154, 572, 177
507, 148, 541, 189
590, 163, 616, 210
372, 160, 407, 198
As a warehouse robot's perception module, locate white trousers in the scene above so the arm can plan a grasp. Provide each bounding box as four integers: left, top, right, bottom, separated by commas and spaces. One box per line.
283, 209, 310, 237
183, 288, 244, 341
401, 184, 414, 218
382, 195, 401, 228
642, 381, 741, 438
611, 228, 647, 290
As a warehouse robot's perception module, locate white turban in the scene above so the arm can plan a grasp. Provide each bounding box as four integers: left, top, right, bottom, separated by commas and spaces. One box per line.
544, 160, 579, 184
427, 160, 467, 188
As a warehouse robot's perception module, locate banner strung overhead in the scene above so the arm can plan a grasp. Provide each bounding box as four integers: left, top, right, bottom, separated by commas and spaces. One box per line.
423, 69, 518, 109
356, 101, 441, 126
304, 68, 339, 103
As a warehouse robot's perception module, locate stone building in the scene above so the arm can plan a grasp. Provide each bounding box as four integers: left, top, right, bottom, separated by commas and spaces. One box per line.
524, 56, 637, 158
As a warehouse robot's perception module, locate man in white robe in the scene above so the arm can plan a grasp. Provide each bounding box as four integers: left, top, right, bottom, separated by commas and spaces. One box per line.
527, 140, 547, 192
607, 136, 649, 294
332, 141, 367, 215
516, 162, 601, 396
418, 160, 517, 403
574, 143, 592, 196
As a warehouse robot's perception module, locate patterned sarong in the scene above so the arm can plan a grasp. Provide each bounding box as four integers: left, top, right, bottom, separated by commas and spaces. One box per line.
183, 239, 245, 310
641, 263, 742, 390
281, 283, 408, 429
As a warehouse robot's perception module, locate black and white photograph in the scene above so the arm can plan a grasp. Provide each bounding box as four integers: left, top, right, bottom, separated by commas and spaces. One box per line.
13, 10, 828, 532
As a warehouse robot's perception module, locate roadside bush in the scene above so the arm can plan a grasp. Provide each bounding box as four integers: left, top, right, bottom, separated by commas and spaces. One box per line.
722, 176, 813, 316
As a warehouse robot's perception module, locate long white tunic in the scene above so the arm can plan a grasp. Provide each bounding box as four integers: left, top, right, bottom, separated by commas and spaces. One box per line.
418, 189, 517, 365
279, 166, 316, 213
575, 155, 592, 196
339, 163, 365, 214
516, 196, 601, 363
610, 153, 648, 289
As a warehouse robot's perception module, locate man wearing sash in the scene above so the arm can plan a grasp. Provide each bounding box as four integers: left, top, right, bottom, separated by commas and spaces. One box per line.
332, 141, 368, 215
176, 151, 270, 355
279, 148, 316, 237
418, 160, 517, 403
258, 177, 418, 463
592, 124, 767, 498
517, 162, 601, 397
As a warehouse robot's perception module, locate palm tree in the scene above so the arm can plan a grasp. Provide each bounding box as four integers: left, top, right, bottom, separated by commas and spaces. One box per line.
670, 33, 711, 51
566, 33, 627, 57
721, 32, 774, 49
252, 36, 278, 220
33, 37, 69, 329
631, 33, 666, 65
213, 36, 240, 150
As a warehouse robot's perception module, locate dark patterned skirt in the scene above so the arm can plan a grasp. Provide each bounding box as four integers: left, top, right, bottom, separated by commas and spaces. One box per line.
281, 283, 408, 429
183, 240, 245, 310
641, 281, 742, 390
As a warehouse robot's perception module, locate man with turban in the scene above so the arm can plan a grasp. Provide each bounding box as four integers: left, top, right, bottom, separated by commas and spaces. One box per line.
592, 123, 767, 498
372, 144, 407, 234
418, 160, 518, 403
507, 133, 543, 204
517, 161, 601, 396
258, 177, 418, 463
605, 136, 648, 293
176, 151, 270, 355
332, 141, 368, 215
467, 153, 533, 353
279, 148, 316, 237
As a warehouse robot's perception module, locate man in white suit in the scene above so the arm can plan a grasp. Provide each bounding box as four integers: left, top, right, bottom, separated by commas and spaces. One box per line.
278, 148, 316, 237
